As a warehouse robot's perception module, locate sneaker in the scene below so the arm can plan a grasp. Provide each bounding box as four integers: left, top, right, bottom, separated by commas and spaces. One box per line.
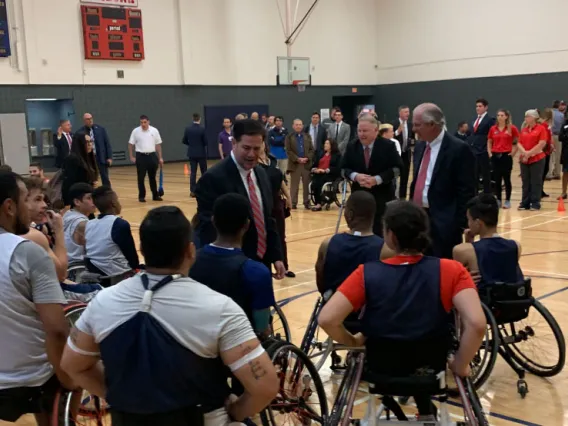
503, 200, 511, 209
530, 203, 541, 211
152, 196, 163, 201
518, 204, 529, 210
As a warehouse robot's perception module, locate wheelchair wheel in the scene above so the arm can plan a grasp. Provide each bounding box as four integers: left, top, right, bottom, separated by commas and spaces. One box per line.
299, 298, 333, 370
449, 303, 498, 396
501, 299, 566, 377
260, 342, 328, 425
270, 304, 292, 342
52, 388, 109, 426
64, 303, 88, 328
455, 375, 489, 426
334, 180, 350, 208
327, 352, 362, 426
308, 181, 317, 205
67, 262, 87, 282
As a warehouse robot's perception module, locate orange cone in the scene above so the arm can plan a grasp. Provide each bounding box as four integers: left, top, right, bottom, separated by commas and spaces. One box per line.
184, 164, 189, 176
558, 197, 566, 212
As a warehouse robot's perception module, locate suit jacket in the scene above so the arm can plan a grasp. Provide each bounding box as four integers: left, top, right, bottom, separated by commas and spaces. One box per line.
468, 114, 496, 155
54, 132, 73, 168
285, 132, 315, 173
304, 124, 327, 154
77, 125, 112, 165
327, 122, 351, 154
312, 151, 341, 178
410, 132, 476, 258
182, 123, 208, 159
454, 131, 470, 142
341, 137, 402, 203
194, 157, 282, 264
391, 119, 413, 153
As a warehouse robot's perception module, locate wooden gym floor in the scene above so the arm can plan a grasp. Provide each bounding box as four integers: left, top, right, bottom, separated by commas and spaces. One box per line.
6, 161, 568, 425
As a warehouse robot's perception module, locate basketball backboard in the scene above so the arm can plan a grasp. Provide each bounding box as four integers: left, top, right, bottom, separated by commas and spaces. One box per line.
277, 56, 310, 85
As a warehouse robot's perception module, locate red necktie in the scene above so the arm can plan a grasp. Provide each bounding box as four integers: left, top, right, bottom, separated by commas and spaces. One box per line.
364, 146, 371, 168
246, 172, 267, 259
412, 144, 431, 207
473, 116, 481, 132
65, 133, 72, 149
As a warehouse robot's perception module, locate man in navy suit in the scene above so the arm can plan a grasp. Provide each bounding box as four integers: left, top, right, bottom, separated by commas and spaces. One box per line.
410, 103, 476, 259
77, 113, 113, 186
53, 119, 73, 169
467, 98, 496, 193
183, 113, 208, 197
304, 111, 327, 155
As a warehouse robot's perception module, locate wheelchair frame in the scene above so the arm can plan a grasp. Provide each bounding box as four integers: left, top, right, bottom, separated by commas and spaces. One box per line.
308, 177, 351, 212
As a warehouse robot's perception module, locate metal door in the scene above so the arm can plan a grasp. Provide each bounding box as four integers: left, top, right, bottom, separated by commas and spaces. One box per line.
0, 113, 30, 174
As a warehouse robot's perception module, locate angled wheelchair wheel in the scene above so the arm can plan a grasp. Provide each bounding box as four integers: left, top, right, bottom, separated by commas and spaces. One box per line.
67, 262, 87, 282
270, 304, 292, 342
327, 352, 363, 426
308, 181, 317, 205
501, 299, 566, 377
260, 343, 328, 425
64, 303, 88, 328
52, 388, 110, 426
299, 298, 333, 370
334, 179, 350, 208
455, 375, 489, 426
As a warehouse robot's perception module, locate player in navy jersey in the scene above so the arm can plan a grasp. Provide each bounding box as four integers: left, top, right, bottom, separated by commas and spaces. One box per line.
453, 193, 524, 290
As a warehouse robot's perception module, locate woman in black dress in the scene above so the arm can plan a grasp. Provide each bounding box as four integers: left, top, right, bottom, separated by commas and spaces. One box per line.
258, 140, 295, 278
62, 132, 99, 206
311, 138, 341, 211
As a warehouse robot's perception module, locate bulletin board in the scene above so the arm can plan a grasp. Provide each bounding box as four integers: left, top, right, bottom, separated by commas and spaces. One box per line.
0, 1, 11, 57
80, 5, 145, 61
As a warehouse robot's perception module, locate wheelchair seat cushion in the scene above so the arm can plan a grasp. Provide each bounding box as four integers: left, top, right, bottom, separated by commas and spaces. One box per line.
363, 368, 445, 397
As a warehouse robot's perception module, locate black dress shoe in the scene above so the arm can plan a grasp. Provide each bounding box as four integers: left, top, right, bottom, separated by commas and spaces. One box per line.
285, 271, 296, 278
139, 198, 146, 203
153, 196, 163, 201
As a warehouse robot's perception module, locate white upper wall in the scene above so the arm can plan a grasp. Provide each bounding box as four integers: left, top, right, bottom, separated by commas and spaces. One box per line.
0, 0, 379, 86
376, 0, 568, 85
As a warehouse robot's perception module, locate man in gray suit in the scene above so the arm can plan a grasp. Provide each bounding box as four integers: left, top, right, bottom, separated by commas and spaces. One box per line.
327, 109, 351, 154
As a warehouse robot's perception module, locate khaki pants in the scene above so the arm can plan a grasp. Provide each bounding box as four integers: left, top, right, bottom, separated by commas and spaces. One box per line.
277, 158, 288, 174
290, 166, 311, 206
551, 135, 562, 177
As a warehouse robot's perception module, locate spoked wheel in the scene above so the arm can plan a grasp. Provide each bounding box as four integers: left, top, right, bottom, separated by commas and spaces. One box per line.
327, 352, 362, 426
455, 375, 489, 426
260, 342, 328, 425
270, 304, 292, 342
334, 180, 350, 207
64, 303, 88, 327
299, 298, 333, 371
449, 303, 498, 395
500, 299, 566, 377
52, 388, 110, 426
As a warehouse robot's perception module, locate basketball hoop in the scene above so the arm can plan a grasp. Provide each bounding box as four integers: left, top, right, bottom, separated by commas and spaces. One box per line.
292, 79, 308, 92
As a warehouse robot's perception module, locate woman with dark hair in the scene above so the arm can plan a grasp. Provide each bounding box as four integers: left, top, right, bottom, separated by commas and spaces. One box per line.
310, 138, 341, 211
258, 139, 295, 278
62, 132, 99, 206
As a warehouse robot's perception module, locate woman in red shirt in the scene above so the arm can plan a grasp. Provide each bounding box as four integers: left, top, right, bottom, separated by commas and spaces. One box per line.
310, 138, 341, 211
518, 109, 548, 210
487, 109, 519, 209
539, 108, 554, 198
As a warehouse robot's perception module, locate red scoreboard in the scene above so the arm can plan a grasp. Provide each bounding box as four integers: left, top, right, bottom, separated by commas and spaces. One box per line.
81, 5, 145, 61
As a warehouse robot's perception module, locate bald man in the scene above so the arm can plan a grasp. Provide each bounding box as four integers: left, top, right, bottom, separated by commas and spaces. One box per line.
285, 119, 315, 209
78, 113, 113, 186
410, 103, 476, 259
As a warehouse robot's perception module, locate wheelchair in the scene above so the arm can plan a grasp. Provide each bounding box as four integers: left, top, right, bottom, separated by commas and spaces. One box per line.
270, 303, 292, 342
260, 338, 329, 425
326, 314, 490, 426
53, 303, 110, 426
309, 176, 350, 210
464, 278, 565, 398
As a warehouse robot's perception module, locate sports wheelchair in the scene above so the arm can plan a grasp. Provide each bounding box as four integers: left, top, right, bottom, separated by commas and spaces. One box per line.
309, 176, 351, 210
326, 313, 489, 426
464, 278, 565, 398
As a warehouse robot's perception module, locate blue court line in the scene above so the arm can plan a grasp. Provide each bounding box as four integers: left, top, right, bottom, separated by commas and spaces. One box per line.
277, 289, 317, 308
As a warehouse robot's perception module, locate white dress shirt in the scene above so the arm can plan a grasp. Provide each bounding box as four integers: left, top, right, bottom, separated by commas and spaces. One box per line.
419, 130, 444, 208
349, 141, 383, 185
231, 151, 264, 213
475, 112, 487, 128
128, 125, 162, 153
395, 119, 409, 150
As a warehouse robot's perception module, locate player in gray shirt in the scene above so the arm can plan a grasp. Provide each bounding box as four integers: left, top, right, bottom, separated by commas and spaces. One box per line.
0, 171, 72, 426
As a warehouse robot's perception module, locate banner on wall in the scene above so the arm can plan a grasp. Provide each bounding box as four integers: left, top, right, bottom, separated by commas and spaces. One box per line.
80, 0, 138, 7
0, 0, 11, 57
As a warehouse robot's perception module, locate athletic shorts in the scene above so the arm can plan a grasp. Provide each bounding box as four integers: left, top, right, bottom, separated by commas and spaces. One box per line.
0, 375, 59, 422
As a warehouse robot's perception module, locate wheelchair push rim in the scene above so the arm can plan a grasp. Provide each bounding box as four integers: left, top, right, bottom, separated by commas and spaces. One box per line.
270, 304, 292, 342
52, 388, 110, 426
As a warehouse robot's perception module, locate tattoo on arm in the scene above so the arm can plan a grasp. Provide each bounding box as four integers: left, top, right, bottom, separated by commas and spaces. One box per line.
249, 359, 267, 380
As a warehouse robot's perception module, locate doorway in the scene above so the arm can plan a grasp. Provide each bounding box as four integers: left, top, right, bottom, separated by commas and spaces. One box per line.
332, 95, 374, 140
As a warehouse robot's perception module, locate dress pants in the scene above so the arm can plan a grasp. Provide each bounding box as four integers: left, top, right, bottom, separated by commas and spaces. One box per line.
135, 152, 159, 200
475, 152, 492, 193
290, 166, 310, 206
398, 149, 411, 199
552, 135, 561, 177
490, 153, 513, 201
98, 162, 111, 187
189, 158, 207, 193
520, 158, 545, 207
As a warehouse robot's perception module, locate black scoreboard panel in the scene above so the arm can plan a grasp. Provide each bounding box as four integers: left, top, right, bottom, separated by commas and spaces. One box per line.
0, 0, 11, 57
81, 5, 145, 61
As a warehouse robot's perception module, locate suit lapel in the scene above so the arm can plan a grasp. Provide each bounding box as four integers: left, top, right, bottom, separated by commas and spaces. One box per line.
429, 134, 449, 188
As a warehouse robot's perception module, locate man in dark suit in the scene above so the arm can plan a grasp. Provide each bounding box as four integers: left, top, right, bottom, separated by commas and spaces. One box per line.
467, 98, 496, 193
194, 119, 286, 279
54, 119, 73, 168
454, 121, 470, 142
304, 112, 327, 155
183, 113, 208, 197
77, 112, 113, 186
341, 114, 402, 236
410, 103, 476, 259
391, 105, 413, 199
286, 119, 315, 209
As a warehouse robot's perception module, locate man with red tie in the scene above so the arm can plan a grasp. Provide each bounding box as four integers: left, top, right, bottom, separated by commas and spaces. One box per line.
194, 119, 286, 279
410, 103, 476, 259
467, 98, 496, 193
340, 114, 402, 237
54, 119, 73, 169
